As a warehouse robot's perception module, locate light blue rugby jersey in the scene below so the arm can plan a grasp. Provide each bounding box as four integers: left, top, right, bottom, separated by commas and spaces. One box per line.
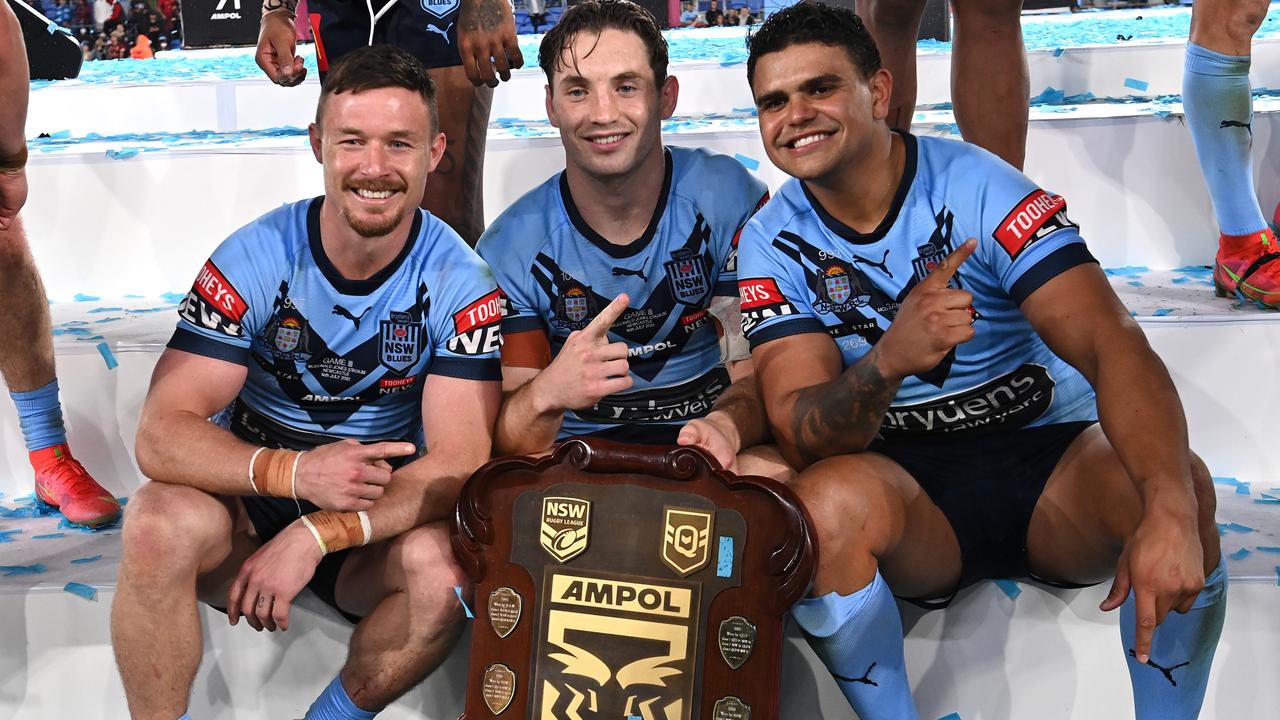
168, 198, 502, 443
477, 146, 770, 440
738, 133, 1099, 436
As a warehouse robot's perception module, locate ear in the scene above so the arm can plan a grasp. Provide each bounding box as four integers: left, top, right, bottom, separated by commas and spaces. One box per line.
660, 75, 679, 120
545, 84, 560, 128
428, 130, 446, 173
308, 123, 323, 164
869, 67, 893, 122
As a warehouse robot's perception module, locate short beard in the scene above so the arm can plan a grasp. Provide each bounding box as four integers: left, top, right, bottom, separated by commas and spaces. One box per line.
346, 208, 403, 238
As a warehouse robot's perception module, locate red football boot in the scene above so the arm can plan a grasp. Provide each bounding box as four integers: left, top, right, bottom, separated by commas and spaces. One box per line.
1214, 228, 1280, 309
31, 444, 120, 527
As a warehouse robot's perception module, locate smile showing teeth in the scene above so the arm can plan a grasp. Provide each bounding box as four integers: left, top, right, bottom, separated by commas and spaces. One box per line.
792, 133, 830, 149
354, 188, 394, 200
590, 134, 626, 145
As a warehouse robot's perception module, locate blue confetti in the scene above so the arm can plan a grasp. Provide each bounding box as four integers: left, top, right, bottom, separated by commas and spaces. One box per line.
70, 555, 103, 565
453, 586, 474, 619
72, 294, 101, 302
1052, 47, 1065, 57
1104, 266, 1149, 277
1229, 548, 1251, 561
1171, 276, 1192, 285
1173, 265, 1213, 276
0, 564, 47, 576
1127, 280, 1144, 288
96, 342, 118, 370
993, 578, 1021, 600
937, 714, 963, 720
94, 317, 121, 324
1152, 308, 1176, 317
1224, 522, 1255, 534
1213, 476, 1242, 487
1124, 78, 1150, 92
1256, 546, 1280, 554
31, 533, 65, 540
0, 529, 22, 543
159, 292, 188, 304
1236, 482, 1252, 495
63, 582, 98, 601
1275, 566, 1280, 587
1255, 497, 1280, 505
106, 148, 142, 160
717, 536, 734, 578
124, 294, 145, 298
734, 153, 761, 171
88, 307, 124, 313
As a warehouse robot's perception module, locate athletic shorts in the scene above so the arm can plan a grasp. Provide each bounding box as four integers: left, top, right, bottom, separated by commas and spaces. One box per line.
220, 400, 413, 624
307, 0, 462, 77
868, 420, 1097, 606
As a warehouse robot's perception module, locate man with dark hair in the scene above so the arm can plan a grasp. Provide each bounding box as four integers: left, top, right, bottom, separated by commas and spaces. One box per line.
739, 4, 1224, 718
0, 0, 120, 527
476, 0, 789, 480
112, 45, 502, 720
855, 0, 1029, 170
256, 0, 524, 245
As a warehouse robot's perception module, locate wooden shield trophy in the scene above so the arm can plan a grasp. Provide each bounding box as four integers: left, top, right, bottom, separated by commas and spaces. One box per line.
453, 438, 817, 720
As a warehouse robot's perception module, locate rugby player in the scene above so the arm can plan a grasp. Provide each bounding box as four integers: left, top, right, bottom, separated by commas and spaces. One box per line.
0, 0, 118, 527
738, 5, 1224, 718
112, 47, 502, 720
476, 0, 788, 479
1182, 0, 1280, 308
257, 0, 524, 244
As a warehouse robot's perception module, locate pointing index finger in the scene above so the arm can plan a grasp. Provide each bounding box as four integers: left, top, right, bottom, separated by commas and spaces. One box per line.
583, 294, 629, 340
924, 238, 978, 288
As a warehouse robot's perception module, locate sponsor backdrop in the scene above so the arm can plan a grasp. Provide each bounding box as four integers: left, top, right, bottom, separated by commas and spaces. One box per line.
180, 0, 260, 48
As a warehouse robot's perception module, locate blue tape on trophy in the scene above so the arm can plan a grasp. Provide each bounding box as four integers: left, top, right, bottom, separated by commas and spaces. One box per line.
717, 536, 734, 578
453, 586, 474, 619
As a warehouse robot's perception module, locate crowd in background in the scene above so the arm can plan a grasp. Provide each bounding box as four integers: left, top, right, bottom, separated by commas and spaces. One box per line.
677, 0, 758, 27
32, 0, 181, 60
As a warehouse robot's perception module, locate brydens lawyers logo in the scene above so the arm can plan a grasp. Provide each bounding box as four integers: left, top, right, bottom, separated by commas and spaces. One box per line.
994, 189, 1076, 259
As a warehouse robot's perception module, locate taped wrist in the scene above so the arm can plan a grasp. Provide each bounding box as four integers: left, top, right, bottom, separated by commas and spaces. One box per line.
301, 511, 371, 554
0, 146, 27, 172
249, 447, 303, 498
261, 0, 297, 18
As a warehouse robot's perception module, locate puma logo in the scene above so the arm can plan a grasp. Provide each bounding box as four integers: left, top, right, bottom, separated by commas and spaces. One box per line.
425, 22, 453, 41
1221, 119, 1252, 137
611, 266, 648, 281
851, 249, 893, 278
332, 304, 371, 330
1128, 649, 1190, 687
833, 661, 879, 687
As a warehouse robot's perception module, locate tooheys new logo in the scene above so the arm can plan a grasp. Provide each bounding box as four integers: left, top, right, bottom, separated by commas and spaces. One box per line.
994, 189, 1078, 258
738, 276, 796, 335
446, 289, 502, 356
881, 364, 1056, 434
180, 260, 248, 337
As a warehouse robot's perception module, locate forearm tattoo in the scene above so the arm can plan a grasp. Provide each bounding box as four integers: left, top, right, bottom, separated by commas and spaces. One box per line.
459, 0, 508, 32
262, 0, 298, 17
790, 352, 898, 465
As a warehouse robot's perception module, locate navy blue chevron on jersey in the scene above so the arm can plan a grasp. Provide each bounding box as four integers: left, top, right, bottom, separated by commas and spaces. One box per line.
738, 132, 1099, 437
477, 146, 770, 439
169, 198, 502, 443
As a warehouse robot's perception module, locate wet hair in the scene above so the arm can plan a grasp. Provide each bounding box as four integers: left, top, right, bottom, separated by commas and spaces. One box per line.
746, 2, 881, 88
539, 0, 669, 91
316, 45, 439, 133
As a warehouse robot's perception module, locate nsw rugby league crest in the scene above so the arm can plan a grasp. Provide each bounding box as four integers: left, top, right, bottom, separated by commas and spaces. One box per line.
552, 283, 595, 331
665, 248, 711, 307
379, 311, 421, 374
814, 260, 869, 313
419, 0, 459, 18
262, 301, 311, 361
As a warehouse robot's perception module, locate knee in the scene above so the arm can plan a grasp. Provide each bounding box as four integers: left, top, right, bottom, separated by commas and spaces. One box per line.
395, 526, 469, 627
0, 220, 32, 267
793, 455, 900, 559
122, 482, 228, 572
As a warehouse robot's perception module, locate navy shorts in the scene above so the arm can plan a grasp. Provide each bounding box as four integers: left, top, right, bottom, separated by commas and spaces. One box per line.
307, 0, 462, 77
868, 420, 1097, 605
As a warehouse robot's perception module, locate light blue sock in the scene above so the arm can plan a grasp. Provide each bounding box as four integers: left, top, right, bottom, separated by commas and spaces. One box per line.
176, 714, 191, 720
791, 570, 918, 720
1121, 553, 1227, 720
9, 379, 67, 452
1183, 41, 1268, 236
303, 675, 377, 720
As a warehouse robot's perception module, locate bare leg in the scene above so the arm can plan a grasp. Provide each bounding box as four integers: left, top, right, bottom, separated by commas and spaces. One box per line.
1189, 0, 1270, 56
331, 522, 469, 710
857, 0, 929, 131
735, 444, 795, 484
0, 216, 55, 392
950, 0, 1028, 169
424, 65, 493, 246
111, 482, 256, 720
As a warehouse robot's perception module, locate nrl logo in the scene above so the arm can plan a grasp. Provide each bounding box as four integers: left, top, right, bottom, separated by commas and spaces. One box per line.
540, 497, 591, 563
661, 506, 714, 577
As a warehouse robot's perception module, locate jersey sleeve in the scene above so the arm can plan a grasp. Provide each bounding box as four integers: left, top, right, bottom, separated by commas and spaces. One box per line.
166, 222, 279, 366
707, 155, 771, 297
476, 220, 545, 336
966, 155, 1097, 304
426, 244, 504, 382
736, 219, 826, 348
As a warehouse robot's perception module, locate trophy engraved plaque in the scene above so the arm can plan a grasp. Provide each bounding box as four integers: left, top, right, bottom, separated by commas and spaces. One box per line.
454, 439, 817, 719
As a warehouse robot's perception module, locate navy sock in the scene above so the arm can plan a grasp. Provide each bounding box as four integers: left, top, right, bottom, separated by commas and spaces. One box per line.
9, 379, 67, 452
791, 570, 918, 720
303, 675, 377, 720
1183, 41, 1268, 236
1122, 553, 1227, 720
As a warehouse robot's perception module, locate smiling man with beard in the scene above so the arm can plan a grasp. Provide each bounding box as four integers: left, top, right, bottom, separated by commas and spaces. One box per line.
113, 46, 502, 720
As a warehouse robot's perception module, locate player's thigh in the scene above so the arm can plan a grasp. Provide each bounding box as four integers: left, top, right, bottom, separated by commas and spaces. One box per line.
335, 521, 466, 619
194, 499, 265, 605
855, 0, 929, 33
423, 64, 493, 244
792, 452, 960, 598
123, 481, 241, 575
950, 0, 1024, 25
735, 444, 795, 484
1190, 0, 1271, 53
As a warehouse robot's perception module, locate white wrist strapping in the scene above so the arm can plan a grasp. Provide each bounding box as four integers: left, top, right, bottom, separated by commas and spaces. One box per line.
300, 515, 328, 554
248, 446, 268, 495
357, 510, 372, 546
